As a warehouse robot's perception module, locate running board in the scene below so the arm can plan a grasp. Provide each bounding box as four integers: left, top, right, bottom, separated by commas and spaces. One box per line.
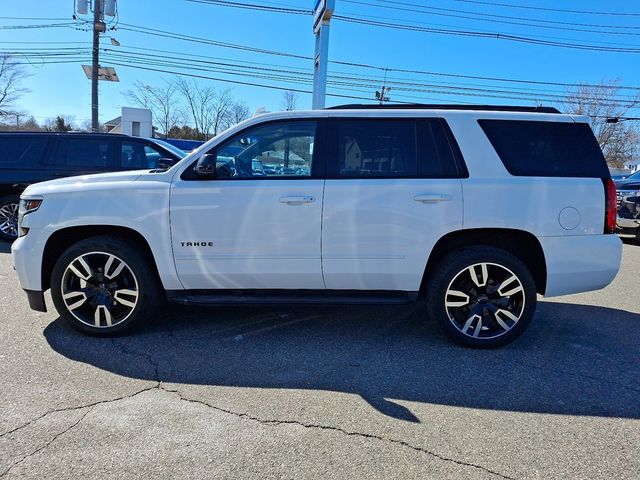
167, 289, 418, 306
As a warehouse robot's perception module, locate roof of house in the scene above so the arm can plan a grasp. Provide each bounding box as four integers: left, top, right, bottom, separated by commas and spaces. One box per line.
104, 116, 121, 126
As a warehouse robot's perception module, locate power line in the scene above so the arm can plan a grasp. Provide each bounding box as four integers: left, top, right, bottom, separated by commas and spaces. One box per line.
77, 47, 637, 109
187, 0, 640, 52
342, 0, 640, 37
96, 47, 638, 105
0, 22, 80, 30
185, 0, 310, 15
333, 14, 640, 53
116, 21, 640, 91
450, 0, 640, 17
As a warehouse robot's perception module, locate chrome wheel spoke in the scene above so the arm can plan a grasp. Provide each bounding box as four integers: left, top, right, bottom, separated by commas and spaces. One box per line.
497, 275, 523, 297
63, 291, 87, 310
104, 255, 126, 280
445, 290, 470, 308
114, 288, 138, 308
68, 257, 93, 281
495, 308, 520, 331
468, 263, 489, 287
461, 314, 480, 335
95, 305, 113, 327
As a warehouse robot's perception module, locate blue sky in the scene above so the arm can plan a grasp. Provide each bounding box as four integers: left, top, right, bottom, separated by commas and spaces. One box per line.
1, 0, 639, 126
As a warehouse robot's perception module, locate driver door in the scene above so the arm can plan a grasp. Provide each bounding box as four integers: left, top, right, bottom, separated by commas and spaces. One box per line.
170, 119, 326, 290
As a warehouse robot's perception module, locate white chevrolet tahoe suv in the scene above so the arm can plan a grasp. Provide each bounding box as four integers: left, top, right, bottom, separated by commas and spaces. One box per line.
12, 105, 622, 347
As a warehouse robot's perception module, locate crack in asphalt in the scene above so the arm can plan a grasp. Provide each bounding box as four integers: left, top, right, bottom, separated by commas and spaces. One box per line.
159, 385, 516, 480
0, 385, 158, 440
1, 382, 515, 479
112, 339, 160, 382
0, 407, 94, 478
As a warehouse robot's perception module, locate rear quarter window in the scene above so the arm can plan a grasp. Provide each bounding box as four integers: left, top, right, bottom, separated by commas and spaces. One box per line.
478, 120, 609, 178
0, 136, 49, 167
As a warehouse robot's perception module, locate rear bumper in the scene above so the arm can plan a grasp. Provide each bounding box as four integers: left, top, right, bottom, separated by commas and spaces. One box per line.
25, 290, 46, 312
540, 234, 622, 297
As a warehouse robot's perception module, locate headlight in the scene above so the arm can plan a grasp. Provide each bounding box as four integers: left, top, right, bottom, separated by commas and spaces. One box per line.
17, 197, 42, 237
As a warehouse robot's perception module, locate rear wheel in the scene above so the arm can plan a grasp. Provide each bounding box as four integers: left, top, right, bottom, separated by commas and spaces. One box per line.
51, 236, 161, 336
426, 246, 537, 348
0, 195, 20, 242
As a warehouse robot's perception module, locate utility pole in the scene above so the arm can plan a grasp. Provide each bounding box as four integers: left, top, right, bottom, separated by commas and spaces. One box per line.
91, 0, 105, 132
312, 0, 335, 109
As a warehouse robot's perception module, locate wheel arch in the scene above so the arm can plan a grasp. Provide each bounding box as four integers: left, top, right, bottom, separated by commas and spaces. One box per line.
420, 228, 547, 296
42, 225, 161, 291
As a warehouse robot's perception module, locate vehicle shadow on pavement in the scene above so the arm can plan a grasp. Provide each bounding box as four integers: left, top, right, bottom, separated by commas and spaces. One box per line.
0, 242, 11, 254
44, 300, 640, 422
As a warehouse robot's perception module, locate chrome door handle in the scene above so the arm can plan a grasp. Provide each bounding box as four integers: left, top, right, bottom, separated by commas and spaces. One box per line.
414, 194, 452, 203
279, 196, 315, 205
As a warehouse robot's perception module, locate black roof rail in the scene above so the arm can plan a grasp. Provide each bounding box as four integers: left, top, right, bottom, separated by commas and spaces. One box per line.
326, 104, 561, 114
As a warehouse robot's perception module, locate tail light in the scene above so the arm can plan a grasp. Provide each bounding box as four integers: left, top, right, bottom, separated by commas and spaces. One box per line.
603, 178, 617, 234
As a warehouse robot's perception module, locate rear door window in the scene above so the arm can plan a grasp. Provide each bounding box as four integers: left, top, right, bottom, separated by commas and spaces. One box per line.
479, 120, 608, 177
0, 136, 49, 168
329, 119, 417, 178
50, 137, 114, 170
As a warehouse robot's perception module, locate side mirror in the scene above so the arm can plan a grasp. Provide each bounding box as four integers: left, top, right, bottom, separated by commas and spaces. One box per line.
157, 157, 177, 170
195, 153, 217, 178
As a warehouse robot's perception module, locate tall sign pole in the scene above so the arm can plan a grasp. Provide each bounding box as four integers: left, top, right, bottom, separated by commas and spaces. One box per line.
91, 0, 106, 132
312, 0, 334, 110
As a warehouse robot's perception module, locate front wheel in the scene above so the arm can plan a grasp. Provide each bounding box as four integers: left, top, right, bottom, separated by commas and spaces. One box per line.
0, 195, 20, 242
426, 246, 537, 348
51, 236, 161, 336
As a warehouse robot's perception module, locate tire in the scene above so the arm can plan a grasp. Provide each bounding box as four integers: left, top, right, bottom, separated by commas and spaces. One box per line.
0, 195, 20, 242
50, 235, 162, 336
426, 246, 537, 348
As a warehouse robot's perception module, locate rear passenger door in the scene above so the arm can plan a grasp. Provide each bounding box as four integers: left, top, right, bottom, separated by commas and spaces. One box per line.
48, 136, 115, 176
321, 117, 465, 292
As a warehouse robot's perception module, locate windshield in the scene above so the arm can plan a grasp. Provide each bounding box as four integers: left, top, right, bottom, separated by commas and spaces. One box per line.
150, 139, 188, 159
625, 170, 640, 180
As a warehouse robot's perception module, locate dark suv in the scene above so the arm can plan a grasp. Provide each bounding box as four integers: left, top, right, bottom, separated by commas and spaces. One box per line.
615, 170, 640, 241
0, 132, 185, 241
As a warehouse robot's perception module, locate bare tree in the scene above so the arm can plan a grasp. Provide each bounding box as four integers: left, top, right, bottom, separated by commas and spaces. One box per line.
211, 88, 234, 137
563, 79, 640, 168
174, 78, 234, 140
222, 100, 251, 130
43, 115, 75, 132
280, 90, 298, 111
0, 54, 30, 117
126, 79, 184, 136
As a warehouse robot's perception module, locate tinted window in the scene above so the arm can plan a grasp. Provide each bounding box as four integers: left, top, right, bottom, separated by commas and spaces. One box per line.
120, 141, 165, 169
120, 141, 149, 169
52, 137, 112, 168
334, 120, 416, 178
213, 121, 316, 179
417, 119, 463, 178
0, 136, 49, 166
479, 120, 608, 177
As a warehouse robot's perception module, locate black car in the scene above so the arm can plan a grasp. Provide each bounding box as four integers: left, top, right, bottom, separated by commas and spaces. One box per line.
615, 170, 640, 241
0, 132, 185, 242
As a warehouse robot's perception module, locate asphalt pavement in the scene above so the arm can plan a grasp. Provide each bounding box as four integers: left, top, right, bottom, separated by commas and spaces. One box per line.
0, 239, 639, 479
